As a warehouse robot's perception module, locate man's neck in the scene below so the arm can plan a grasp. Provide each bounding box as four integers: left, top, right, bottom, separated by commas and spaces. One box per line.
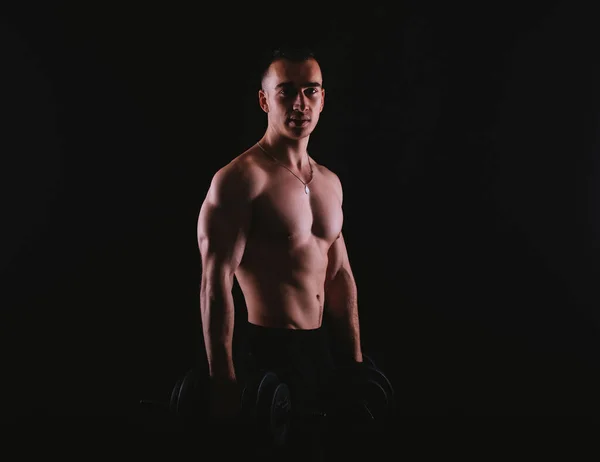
259, 134, 310, 169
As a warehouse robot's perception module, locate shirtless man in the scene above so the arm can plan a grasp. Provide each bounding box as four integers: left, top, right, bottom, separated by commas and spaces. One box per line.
196, 46, 363, 437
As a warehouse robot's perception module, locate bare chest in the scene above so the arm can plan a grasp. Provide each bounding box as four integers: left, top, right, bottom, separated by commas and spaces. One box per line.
250, 175, 343, 245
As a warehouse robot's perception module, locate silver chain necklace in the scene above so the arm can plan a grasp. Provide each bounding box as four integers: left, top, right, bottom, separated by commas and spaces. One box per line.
256, 142, 314, 195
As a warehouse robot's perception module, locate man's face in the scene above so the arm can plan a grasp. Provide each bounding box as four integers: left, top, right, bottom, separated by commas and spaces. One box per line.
259, 58, 325, 140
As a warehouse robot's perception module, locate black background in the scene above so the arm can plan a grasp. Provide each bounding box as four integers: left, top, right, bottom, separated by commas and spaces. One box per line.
2, 0, 599, 426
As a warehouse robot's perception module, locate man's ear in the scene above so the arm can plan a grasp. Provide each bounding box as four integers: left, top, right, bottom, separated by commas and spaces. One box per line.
258, 89, 269, 113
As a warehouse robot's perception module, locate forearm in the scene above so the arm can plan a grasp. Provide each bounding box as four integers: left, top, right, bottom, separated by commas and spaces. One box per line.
200, 278, 237, 382
324, 269, 363, 363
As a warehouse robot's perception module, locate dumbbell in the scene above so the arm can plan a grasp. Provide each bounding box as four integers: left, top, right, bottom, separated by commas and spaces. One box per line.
239, 369, 293, 447
165, 367, 293, 446
239, 354, 395, 438
168, 367, 205, 419
325, 354, 395, 432
141, 354, 394, 436
138, 368, 205, 430
362, 354, 395, 419
257, 354, 395, 437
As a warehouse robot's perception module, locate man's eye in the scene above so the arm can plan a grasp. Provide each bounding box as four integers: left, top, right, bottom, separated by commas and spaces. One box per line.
305, 88, 318, 95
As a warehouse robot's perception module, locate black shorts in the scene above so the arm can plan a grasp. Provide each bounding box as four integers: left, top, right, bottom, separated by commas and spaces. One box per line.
239, 322, 336, 412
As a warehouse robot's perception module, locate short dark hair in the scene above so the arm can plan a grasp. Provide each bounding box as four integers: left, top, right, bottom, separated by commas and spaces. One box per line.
258, 44, 320, 88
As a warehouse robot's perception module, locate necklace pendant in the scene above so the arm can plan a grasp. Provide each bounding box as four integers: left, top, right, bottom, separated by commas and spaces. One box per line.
305, 185, 310, 194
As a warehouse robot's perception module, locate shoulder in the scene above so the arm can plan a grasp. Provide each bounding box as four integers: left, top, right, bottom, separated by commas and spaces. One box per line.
313, 159, 343, 200
207, 147, 267, 204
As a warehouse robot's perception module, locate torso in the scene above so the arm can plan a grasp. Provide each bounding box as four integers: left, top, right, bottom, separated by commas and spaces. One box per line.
235, 147, 343, 329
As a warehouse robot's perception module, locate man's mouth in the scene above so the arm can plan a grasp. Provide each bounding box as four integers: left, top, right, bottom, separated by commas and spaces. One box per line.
289, 119, 309, 127
289, 117, 310, 124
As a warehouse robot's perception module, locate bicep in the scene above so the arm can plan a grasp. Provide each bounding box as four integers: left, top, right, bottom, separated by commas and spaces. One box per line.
198, 177, 251, 284
198, 201, 249, 280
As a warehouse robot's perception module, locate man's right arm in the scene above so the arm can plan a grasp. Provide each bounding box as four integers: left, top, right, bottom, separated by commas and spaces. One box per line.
197, 163, 252, 384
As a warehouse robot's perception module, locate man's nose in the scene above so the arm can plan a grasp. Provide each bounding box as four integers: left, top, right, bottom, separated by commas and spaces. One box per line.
292, 92, 307, 111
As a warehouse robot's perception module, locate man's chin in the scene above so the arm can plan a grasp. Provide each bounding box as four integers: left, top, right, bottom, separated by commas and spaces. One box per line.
284, 125, 314, 139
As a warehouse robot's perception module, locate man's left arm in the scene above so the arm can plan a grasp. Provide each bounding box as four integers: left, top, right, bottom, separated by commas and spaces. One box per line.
324, 232, 363, 364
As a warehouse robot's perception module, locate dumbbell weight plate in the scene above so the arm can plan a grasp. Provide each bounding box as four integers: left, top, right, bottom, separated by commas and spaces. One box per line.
358, 355, 396, 416
241, 370, 292, 448
256, 372, 291, 447
363, 365, 395, 416
358, 373, 391, 424
331, 363, 395, 428
169, 376, 184, 415
170, 368, 205, 418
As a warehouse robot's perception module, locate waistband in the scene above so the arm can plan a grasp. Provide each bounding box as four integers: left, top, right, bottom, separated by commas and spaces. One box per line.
245, 322, 325, 341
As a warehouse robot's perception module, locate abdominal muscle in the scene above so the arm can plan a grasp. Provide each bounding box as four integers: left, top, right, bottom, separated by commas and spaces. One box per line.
235, 236, 329, 330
